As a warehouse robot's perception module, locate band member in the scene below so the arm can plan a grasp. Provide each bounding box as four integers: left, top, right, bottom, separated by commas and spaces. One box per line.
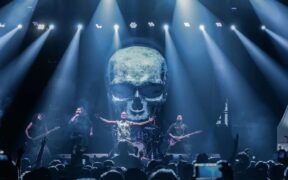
143, 118, 163, 159
167, 114, 189, 153
25, 112, 50, 165
98, 111, 154, 156
98, 111, 154, 142
69, 107, 93, 148
25, 113, 48, 140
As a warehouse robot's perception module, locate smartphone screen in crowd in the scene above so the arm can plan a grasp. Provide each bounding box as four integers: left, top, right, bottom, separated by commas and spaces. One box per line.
194, 163, 222, 180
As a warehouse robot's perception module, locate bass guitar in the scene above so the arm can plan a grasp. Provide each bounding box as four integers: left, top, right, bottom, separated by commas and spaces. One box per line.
169, 130, 203, 146
31, 126, 60, 141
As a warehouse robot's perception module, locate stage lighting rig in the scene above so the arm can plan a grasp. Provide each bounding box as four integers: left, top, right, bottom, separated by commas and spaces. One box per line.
37, 24, 45, 30
230, 25, 236, 31
148, 22, 155, 27
0, 23, 5, 28
183, 22, 191, 27
96, 24, 103, 29
130, 22, 137, 29
261, 25, 266, 30
215, 22, 222, 27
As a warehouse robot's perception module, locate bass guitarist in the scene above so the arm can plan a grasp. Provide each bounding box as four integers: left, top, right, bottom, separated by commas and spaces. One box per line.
25, 112, 51, 165
167, 114, 202, 153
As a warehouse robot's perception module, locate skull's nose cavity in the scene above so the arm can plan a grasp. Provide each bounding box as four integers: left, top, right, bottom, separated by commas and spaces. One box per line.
132, 97, 143, 110
135, 90, 140, 97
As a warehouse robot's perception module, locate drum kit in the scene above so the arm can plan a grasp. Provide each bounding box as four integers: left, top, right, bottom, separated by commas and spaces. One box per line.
111, 123, 164, 157
130, 125, 164, 157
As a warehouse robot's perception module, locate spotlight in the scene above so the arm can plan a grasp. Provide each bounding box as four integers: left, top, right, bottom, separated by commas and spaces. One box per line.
17, 24, 23, 29
130, 22, 137, 29
215, 22, 222, 27
114, 24, 119, 31
261, 25, 266, 30
148, 22, 155, 27
183, 22, 190, 27
199, 24, 205, 31
0, 23, 5, 28
49, 24, 55, 30
95, 24, 103, 29
37, 24, 45, 30
32, 21, 38, 26
230, 25, 236, 31
77, 24, 83, 30
163, 24, 169, 31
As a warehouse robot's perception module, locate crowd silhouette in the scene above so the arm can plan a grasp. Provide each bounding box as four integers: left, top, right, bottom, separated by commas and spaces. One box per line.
1, 139, 288, 180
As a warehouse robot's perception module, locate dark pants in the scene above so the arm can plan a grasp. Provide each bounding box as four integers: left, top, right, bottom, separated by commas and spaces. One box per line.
146, 143, 162, 159
71, 132, 89, 149
167, 140, 191, 154
24, 140, 51, 166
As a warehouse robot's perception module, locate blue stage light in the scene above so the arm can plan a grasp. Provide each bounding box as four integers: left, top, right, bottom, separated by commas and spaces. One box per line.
0, 23, 5, 28
163, 24, 169, 31
114, 24, 119, 31
49, 24, 55, 30
199, 24, 205, 31
17, 24, 23, 29
77, 24, 83, 30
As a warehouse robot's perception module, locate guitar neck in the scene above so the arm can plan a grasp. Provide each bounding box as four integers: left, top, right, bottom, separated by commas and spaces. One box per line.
32, 127, 60, 140
176, 131, 202, 139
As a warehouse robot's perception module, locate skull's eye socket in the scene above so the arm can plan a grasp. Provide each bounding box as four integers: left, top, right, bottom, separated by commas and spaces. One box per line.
110, 84, 135, 98
140, 84, 164, 98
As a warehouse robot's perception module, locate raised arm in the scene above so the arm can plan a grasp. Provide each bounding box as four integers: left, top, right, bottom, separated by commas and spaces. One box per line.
98, 117, 117, 124
130, 117, 154, 126
69, 114, 79, 124
25, 122, 33, 139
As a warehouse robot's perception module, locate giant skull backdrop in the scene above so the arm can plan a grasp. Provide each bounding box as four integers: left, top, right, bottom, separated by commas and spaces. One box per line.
107, 46, 168, 121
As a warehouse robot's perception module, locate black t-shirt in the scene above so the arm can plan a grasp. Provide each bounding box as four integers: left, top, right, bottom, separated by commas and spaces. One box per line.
29, 119, 47, 138
69, 115, 92, 135
167, 122, 188, 136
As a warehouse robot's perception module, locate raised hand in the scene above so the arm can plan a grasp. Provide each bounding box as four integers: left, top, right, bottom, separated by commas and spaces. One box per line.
149, 116, 156, 122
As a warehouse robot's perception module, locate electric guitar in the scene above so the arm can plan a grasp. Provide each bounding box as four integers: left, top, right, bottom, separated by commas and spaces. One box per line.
31, 126, 60, 141
169, 130, 203, 146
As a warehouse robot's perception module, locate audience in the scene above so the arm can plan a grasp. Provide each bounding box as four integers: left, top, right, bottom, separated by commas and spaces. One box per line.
100, 170, 124, 180
149, 169, 178, 180
1, 140, 288, 180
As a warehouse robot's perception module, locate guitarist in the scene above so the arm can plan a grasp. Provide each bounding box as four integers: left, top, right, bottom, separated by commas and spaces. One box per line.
167, 114, 189, 153
25, 112, 51, 165
25, 113, 48, 141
